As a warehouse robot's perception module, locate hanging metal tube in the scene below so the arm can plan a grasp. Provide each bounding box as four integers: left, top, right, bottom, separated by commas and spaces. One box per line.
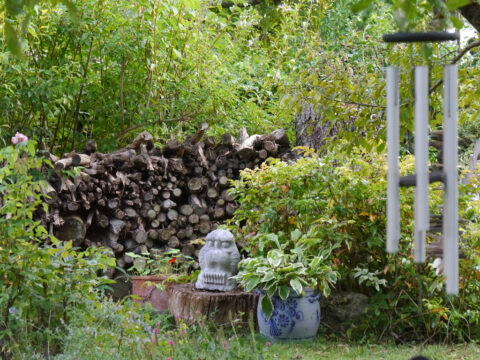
387, 66, 400, 253
414, 66, 429, 263
443, 64, 458, 295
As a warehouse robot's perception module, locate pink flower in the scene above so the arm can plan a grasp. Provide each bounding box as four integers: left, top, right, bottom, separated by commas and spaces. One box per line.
11, 132, 28, 145
182, 329, 187, 334
167, 358, 172, 360
156, 321, 161, 326
266, 341, 271, 347
152, 338, 157, 344
153, 328, 159, 334
223, 340, 228, 351
169, 340, 174, 346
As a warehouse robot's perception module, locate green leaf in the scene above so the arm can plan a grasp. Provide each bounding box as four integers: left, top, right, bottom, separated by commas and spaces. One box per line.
446, 0, 472, 11
266, 233, 280, 248
267, 249, 283, 268
184, 0, 201, 9
278, 285, 290, 300
290, 229, 302, 242
450, 16, 464, 30
60, 0, 79, 22
261, 295, 274, 321
244, 275, 261, 292
290, 278, 303, 295
107, 258, 116, 267
4, 22, 25, 60
310, 257, 321, 269
351, 0, 372, 13
173, 48, 182, 59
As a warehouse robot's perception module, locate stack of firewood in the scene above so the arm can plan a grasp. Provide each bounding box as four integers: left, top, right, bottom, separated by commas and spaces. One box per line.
42, 125, 291, 273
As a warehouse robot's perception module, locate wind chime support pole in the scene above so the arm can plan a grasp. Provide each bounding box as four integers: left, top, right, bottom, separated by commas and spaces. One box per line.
414, 66, 429, 263
387, 66, 400, 253
443, 64, 458, 295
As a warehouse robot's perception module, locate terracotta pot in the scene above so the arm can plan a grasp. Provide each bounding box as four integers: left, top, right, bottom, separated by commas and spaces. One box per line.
131, 275, 172, 311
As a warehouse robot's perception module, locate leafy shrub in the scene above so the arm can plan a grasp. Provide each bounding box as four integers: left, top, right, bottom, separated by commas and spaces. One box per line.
57, 298, 274, 360
228, 149, 480, 343
228, 149, 406, 290
0, 140, 115, 357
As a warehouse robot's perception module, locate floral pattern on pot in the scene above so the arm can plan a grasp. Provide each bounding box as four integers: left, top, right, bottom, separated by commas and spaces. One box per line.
257, 289, 321, 340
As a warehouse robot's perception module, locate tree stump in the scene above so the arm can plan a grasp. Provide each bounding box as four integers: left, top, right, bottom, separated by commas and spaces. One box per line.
167, 283, 258, 327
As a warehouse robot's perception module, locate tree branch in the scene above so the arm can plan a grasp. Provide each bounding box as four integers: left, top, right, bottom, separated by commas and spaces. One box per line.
429, 39, 480, 93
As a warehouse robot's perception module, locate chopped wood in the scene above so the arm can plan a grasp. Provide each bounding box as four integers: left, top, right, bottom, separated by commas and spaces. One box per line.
46, 127, 292, 276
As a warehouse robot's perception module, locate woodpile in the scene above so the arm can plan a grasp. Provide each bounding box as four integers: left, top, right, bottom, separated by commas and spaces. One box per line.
42, 125, 291, 275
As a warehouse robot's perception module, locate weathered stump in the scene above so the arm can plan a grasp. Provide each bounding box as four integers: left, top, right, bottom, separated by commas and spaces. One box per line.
167, 283, 258, 327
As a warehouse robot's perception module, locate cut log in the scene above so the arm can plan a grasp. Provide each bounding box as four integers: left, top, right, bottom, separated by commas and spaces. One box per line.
110, 218, 126, 235
55, 157, 73, 171
267, 129, 290, 148
180, 204, 194, 216
133, 226, 148, 244
167, 283, 258, 326
187, 177, 203, 193
72, 154, 91, 167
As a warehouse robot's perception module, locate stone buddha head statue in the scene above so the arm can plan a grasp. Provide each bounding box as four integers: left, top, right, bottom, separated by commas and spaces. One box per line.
195, 229, 240, 291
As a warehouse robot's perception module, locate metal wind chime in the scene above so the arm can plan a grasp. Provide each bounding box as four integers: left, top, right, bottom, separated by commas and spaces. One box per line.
384, 32, 460, 295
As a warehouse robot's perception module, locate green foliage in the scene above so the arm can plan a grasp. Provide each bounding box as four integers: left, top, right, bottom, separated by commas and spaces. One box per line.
126, 248, 198, 288
2, 0, 477, 161
229, 149, 480, 342
229, 149, 397, 290
0, 140, 115, 356
351, 0, 465, 32
233, 230, 338, 320
0, 0, 302, 153
56, 298, 273, 360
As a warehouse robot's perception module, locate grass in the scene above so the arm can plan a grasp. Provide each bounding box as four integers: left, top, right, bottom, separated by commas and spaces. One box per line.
44, 300, 480, 360
264, 340, 480, 359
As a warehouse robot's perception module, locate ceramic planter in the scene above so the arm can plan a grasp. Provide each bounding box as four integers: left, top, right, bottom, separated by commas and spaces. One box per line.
257, 288, 321, 340
131, 275, 171, 311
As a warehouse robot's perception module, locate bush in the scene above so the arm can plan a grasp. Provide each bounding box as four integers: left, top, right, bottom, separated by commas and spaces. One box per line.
0, 140, 115, 357
228, 149, 480, 343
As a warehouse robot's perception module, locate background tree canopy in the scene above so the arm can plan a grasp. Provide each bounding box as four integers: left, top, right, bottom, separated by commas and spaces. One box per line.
0, 0, 479, 157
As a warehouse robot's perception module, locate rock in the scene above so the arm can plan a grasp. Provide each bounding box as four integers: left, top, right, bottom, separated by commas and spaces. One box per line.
106, 274, 132, 301
319, 291, 368, 332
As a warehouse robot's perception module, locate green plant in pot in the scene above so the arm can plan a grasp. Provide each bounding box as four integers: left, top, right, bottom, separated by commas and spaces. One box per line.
127, 248, 198, 311
234, 229, 339, 340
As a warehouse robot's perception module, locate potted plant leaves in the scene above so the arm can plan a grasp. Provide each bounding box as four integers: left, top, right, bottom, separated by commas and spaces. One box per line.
127, 248, 197, 311
233, 229, 338, 340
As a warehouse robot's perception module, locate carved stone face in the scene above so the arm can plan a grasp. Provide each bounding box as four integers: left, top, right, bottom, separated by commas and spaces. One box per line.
195, 229, 240, 291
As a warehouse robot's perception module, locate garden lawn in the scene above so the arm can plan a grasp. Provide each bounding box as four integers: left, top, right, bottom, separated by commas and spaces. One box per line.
265, 341, 480, 360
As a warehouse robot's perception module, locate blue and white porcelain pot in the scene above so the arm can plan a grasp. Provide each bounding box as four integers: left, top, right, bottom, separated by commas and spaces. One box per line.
256, 288, 321, 340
